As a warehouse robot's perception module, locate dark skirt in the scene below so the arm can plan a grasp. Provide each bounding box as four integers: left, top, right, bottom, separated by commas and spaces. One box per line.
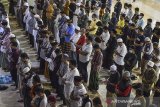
88, 69, 99, 91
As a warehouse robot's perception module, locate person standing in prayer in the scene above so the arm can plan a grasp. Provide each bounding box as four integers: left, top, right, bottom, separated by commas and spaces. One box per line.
22, 2, 29, 30
88, 44, 103, 93
106, 65, 120, 107
114, 0, 122, 20
114, 38, 127, 78
9, 42, 20, 89
121, 3, 128, 16
35, 0, 44, 17
62, 60, 80, 106
116, 14, 125, 36
126, 4, 133, 21
57, 54, 70, 106
122, 20, 130, 44
17, 53, 31, 102
142, 61, 157, 107
143, 18, 153, 38
153, 75, 160, 106
141, 37, 153, 75
88, 14, 99, 36
63, 0, 70, 16
69, 0, 76, 20
70, 76, 87, 107
78, 8, 89, 29
102, 7, 110, 26
152, 22, 160, 43
132, 7, 139, 24
108, 12, 117, 31
134, 28, 145, 70
78, 35, 93, 85
136, 13, 144, 28
73, 3, 81, 27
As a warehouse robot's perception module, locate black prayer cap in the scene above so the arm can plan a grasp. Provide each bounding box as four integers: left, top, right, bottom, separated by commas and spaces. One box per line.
74, 76, 83, 82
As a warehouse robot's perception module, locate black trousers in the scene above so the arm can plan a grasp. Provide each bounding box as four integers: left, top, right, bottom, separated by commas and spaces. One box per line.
115, 63, 124, 78
78, 61, 89, 83
39, 58, 45, 74
29, 34, 34, 47
143, 90, 151, 107
10, 68, 18, 88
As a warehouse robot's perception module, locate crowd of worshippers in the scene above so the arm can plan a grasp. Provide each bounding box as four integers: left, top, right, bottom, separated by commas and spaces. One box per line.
0, 0, 159, 107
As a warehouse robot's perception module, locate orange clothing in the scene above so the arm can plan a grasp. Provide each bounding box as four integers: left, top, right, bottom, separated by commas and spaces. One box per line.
46, 4, 54, 20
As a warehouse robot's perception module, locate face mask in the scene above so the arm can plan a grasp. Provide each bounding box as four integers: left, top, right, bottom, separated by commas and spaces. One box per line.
139, 16, 142, 19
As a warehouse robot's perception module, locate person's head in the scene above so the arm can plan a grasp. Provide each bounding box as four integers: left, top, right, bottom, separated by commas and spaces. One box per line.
51, 41, 58, 49
111, 29, 117, 36
93, 97, 103, 107
11, 41, 18, 49
136, 88, 143, 97
96, 21, 103, 26
138, 27, 144, 35
125, 20, 129, 25
69, 60, 77, 69
147, 61, 154, 69
120, 14, 125, 20
128, 4, 132, 9
92, 14, 97, 21
81, 28, 86, 34
139, 13, 144, 19
93, 44, 101, 51
1, 20, 8, 27
122, 71, 131, 81
144, 37, 151, 44
117, 38, 123, 46
110, 64, 117, 74
135, 7, 139, 14
74, 76, 83, 86
155, 22, 160, 28
55, 48, 61, 56
153, 42, 159, 49
147, 18, 152, 25
62, 54, 69, 62
124, 3, 128, 9
20, 52, 29, 62
32, 75, 41, 85
24, 2, 29, 9
75, 26, 80, 33
48, 95, 56, 107
129, 46, 135, 54
35, 86, 45, 96
103, 26, 108, 32
86, 35, 93, 44
29, 6, 34, 12
130, 23, 136, 29
112, 12, 116, 17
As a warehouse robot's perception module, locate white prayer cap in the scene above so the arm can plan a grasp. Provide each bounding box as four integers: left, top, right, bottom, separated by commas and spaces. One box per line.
23, 67, 30, 74
9, 34, 15, 38
145, 37, 151, 42
123, 71, 131, 78
147, 61, 154, 67
24, 2, 29, 7
75, 26, 80, 31
34, 14, 40, 18
76, 3, 81, 6
65, 16, 70, 20
110, 64, 117, 71
78, 89, 87, 95
117, 38, 123, 43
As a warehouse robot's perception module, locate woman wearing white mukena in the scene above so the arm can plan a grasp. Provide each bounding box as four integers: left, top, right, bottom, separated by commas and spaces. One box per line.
113, 38, 127, 78
73, 3, 81, 27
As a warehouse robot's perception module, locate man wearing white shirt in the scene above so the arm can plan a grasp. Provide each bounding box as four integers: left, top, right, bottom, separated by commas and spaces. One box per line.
114, 38, 127, 77
79, 35, 93, 84
62, 60, 80, 107
99, 26, 110, 51
71, 26, 81, 44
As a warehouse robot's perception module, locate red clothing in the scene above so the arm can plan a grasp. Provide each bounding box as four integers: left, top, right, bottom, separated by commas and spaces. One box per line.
76, 34, 86, 52
116, 82, 132, 97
